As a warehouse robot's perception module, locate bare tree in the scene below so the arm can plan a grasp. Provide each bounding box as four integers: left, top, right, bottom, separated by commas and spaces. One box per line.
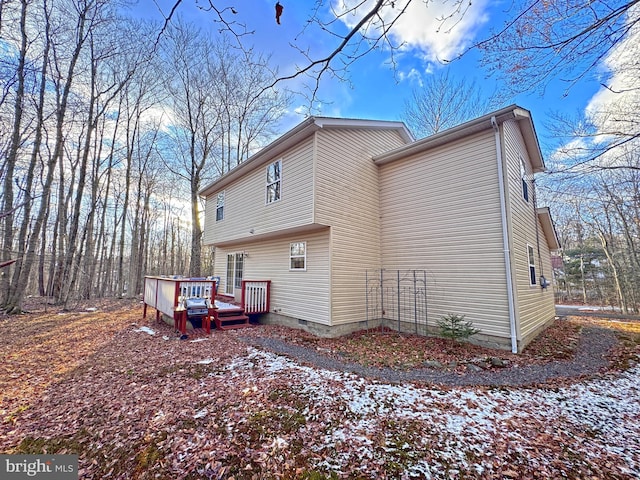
210, 39, 290, 175
540, 148, 640, 312
2, 0, 97, 313
1, 0, 152, 312
402, 70, 503, 137
1, 0, 29, 305
475, 0, 639, 95
157, 21, 223, 278
158, 21, 289, 277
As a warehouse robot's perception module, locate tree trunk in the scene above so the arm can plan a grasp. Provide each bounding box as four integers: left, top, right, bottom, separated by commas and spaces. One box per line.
1, 0, 28, 309
189, 178, 202, 277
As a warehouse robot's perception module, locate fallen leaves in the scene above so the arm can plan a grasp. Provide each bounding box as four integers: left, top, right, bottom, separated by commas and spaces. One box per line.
241, 319, 587, 373
0, 300, 639, 479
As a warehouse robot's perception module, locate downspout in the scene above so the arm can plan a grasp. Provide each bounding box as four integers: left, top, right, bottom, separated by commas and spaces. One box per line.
492, 116, 519, 353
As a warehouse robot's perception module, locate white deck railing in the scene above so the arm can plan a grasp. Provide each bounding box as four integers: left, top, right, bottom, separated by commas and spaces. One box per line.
241, 280, 271, 314
143, 276, 216, 320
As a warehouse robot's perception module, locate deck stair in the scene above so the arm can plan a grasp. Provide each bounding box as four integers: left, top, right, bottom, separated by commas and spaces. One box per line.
213, 305, 251, 330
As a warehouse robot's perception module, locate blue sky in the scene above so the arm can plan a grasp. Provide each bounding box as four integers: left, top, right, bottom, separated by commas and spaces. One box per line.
134, 0, 607, 152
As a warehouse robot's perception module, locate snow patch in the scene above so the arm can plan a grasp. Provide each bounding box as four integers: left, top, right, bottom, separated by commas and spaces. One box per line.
194, 408, 208, 419
134, 326, 156, 335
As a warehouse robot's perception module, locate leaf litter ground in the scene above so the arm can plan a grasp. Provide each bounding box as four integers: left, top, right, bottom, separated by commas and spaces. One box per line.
1, 299, 639, 479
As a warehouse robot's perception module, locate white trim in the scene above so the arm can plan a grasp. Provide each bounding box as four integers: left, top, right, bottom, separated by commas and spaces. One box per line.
216, 191, 225, 222
536, 207, 561, 251
527, 243, 537, 286
314, 117, 413, 142
289, 241, 307, 271
225, 253, 245, 294
374, 105, 544, 172
266, 159, 282, 205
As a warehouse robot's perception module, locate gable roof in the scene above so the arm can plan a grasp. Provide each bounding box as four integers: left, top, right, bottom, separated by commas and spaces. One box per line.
537, 206, 561, 251
373, 105, 545, 173
199, 117, 413, 197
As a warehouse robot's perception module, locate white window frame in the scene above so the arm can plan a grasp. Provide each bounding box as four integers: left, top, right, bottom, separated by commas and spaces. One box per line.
289, 242, 306, 271
527, 244, 537, 286
266, 159, 282, 204
216, 191, 225, 222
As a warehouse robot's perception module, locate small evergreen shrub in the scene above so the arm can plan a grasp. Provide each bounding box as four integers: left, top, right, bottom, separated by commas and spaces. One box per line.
437, 313, 480, 342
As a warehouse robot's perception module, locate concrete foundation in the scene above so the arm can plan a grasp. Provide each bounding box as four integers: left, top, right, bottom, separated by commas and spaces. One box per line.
257, 312, 536, 352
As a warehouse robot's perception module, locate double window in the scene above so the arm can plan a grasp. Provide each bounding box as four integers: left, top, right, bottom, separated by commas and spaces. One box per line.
266, 160, 281, 204
216, 191, 225, 221
290, 242, 306, 270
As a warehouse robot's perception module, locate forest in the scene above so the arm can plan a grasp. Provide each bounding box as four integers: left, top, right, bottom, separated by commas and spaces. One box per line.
1, 0, 290, 313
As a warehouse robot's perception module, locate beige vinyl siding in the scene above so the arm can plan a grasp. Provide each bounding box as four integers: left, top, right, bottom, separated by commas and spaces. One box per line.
502, 120, 555, 343
203, 195, 217, 245
213, 229, 331, 325
379, 129, 511, 338
202, 192, 219, 245
204, 137, 315, 245
315, 128, 407, 326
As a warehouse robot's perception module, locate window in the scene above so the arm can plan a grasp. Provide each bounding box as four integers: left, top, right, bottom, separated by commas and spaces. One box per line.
290, 242, 306, 270
527, 244, 536, 286
216, 191, 225, 221
266, 160, 281, 204
520, 157, 529, 202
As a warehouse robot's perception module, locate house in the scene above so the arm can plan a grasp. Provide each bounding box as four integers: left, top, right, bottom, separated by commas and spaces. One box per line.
199, 105, 561, 353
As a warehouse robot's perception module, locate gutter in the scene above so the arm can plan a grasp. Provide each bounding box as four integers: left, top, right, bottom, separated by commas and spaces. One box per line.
492, 116, 519, 354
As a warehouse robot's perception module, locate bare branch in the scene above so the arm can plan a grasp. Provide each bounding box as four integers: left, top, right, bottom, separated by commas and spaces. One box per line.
470, 0, 640, 94
153, 0, 184, 50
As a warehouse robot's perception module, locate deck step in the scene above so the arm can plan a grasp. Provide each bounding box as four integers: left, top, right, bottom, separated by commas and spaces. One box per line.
214, 309, 251, 330
219, 323, 252, 331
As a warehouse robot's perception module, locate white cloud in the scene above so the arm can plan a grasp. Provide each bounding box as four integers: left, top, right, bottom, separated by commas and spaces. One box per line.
397, 67, 423, 86
332, 0, 491, 62
585, 5, 640, 140
548, 5, 640, 169
547, 137, 591, 173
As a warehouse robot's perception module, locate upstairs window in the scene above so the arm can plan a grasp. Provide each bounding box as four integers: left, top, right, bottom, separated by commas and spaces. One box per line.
290, 242, 306, 270
216, 191, 225, 221
528, 244, 537, 286
266, 160, 281, 204
520, 157, 529, 202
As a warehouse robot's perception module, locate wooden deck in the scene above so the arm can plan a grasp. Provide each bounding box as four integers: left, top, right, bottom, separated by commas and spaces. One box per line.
143, 277, 270, 335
